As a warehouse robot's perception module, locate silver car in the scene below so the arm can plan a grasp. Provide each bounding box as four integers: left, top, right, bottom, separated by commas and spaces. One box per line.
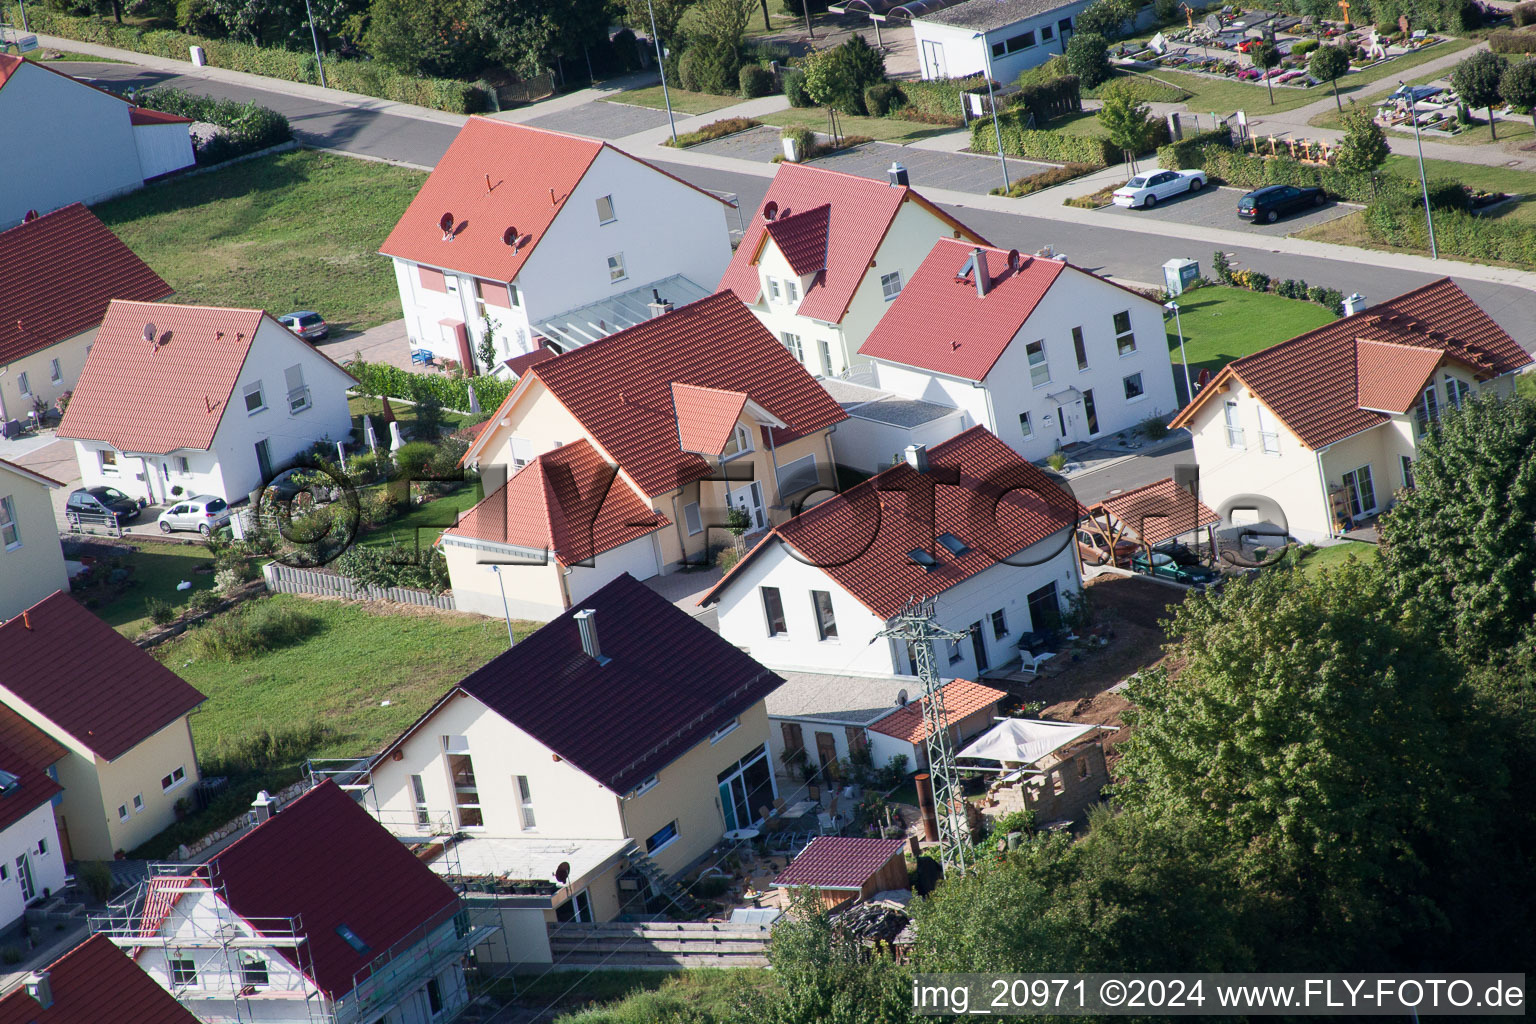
157, 495, 231, 535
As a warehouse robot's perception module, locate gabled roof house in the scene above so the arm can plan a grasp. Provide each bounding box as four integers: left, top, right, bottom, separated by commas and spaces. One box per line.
367, 573, 786, 931
0, 705, 66, 934
92, 781, 489, 1024
0, 54, 193, 228
0, 203, 172, 430
58, 300, 356, 505
0, 934, 203, 1024
1169, 279, 1532, 541
844, 238, 1178, 472
0, 591, 205, 859
719, 162, 987, 379
702, 426, 1084, 680
0, 458, 69, 622
381, 118, 733, 373
446, 291, 846, 619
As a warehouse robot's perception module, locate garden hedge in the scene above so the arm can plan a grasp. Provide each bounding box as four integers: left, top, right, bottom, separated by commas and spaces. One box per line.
1489, 29, 1536, 53
133, 87, 290, 164
348, 360, 511, 415
864, 81, 906, 116
1157, 125, 1234, 169
1262, 0, 1480, 31
1011, 74, 1082, 125
899, 75, 986, 125
28, 10, 493, 114
1364, 197, 1536, 263
739, 64, 776, 98
973, 111, 1117, 165
1182, 144, 1467, 207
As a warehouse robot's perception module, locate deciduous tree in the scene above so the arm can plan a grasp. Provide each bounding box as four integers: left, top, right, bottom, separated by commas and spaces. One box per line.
1499, 57, 1536, 133
1451, 48, 1510, 140
1096, 81, 1157, 170
1333, 104, 1390, 172
1065, 31, 1111, 88
1309, 43, 1350, 111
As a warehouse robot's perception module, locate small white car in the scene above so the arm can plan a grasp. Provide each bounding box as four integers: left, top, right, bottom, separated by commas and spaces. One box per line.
157, 495, 232, 536
1112, 169, 1207, 209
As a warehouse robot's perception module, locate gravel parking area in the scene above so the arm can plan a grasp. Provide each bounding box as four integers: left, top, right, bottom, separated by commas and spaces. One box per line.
1097, 183, 1358, 236
690, 124, 785, 163
522, 100, 673, 140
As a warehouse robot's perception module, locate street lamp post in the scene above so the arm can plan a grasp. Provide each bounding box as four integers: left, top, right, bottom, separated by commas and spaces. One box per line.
649, 0, 679, 146
1400, 79, 1437, 259
302, 0, 327, 89
1165, 300, 1194, 404
977, 34, 1009, 192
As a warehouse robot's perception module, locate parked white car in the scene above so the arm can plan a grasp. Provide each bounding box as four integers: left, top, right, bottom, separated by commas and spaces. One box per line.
157, 495, 232, 535
1112, 169, 1207, 209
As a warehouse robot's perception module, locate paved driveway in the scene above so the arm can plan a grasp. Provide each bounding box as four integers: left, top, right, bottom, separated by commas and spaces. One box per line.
1097, 183, 1358, 237
523, 100, 674, 140
809, 142, 1054, 196
691, 124, 787, 163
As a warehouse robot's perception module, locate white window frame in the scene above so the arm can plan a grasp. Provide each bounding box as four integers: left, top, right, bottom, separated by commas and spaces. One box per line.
632, 774, 659, 797
1018, 412, 1033, 438
606, 253, 628, 283
1443, 373, 1471, 408
880, 271, 903, 300
175, 456, 190, 475
15, 372, 28, 397
1026, 340, 1050, 388
1122, 372, 1145, 402
1256, 404, 1280, 455
170, 958, 198, 987
1072, 326, 1088, 371
596, 194, 616, 224
811, 590, 838, 642
1113, 311, 1137, 356
1400, 454, 1415, 490
516, 774, 536, 830
767, 277, 781, 303
161, 765, 187, 792
761, 586, 788, 637
49, 358, 62, 384
285, 365, 310, 414
99, 450, 119, 474
710, 718, 740, 743
785, 279, 800, 303
721, 423, 753, 461
1223, 400, 1245, 449
118, 804, 130, 822
133, 793, 144, 812
780, 331, 804, 363
243, 382, 267, 415
0, 495, 18, 551
646, 820, 680, 854
817, 338, 833, 376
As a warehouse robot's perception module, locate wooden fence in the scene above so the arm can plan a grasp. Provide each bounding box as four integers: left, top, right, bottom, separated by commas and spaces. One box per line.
262, 562, 457, 611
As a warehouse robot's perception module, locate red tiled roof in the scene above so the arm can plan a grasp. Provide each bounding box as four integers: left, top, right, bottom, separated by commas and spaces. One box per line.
505, 345, 557, 378
773, 836, 906, 890
476, 292, 846, 497
444, 438, 667, 564
867, 679, 1006, 744
0, 457, 65, 489
764, 203, 831, 276
859, 239, 1070, 382
719, 163, 987, 324
0, 934, 202, 1024
1355, 339, 1448, 413
703, 427, 1084, 620
380, 119, 726, 283
208, 781, 461, 999
672, 383, 750, 455
0, 730, 61, 833
0, 204, 172, 364
0, 53, 21, 90
0, 702, 67, 777
0, 591, 205, 761
1170, 279, 1532, 448
128, 106, 192, 126
1091, 477, 1219, 548
427, 573, 784, 794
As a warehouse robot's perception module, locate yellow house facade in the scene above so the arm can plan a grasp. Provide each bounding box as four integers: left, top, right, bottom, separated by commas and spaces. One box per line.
0, 460, 69, 623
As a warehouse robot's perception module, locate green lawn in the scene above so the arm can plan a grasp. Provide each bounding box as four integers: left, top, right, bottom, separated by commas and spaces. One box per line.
347, 395, 479, 443
163, 595, 529, 761
760, 107, 954, 145
357, 482, 485, 551
1298, 540, 1379, 574
607, 84, 740, 116
79, 539, 217, 637
1159, 36, 1474, 116
506, 968, 778, 1023
1167, 286, 1337, 397
35, 51, 126, 62
1379, 154, 1536, 197
93, 150, 425, 331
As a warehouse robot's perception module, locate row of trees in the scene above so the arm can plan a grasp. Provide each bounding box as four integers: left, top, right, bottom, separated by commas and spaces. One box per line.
742, 395, 1536, 1021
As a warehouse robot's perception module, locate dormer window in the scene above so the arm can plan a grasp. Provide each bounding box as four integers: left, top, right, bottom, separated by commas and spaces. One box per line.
721, 424, 753, 460
767, 277, 782, 302
785, 279, 800, 303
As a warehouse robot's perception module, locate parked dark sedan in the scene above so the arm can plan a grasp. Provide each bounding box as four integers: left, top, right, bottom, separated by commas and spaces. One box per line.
65, 486, 143, 525
1237, 184, 1327, 223
1132, 551, 1223, 590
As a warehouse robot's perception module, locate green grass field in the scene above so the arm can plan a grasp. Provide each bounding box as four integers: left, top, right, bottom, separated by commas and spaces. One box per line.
162, 595, 528, 761
1167, 286, 1337, 397
759, 107, 953, 145
356, 482, 485, 551
35, 51, 126, 62
1378, 154, 1536, 197
82, 539, 217, 637
93, 150, 425, 331
607, 84, 739, 115
1298, 539, 1379, 574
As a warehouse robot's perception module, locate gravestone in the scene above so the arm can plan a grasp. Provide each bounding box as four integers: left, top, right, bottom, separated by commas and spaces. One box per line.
1204, 13, 1223, 32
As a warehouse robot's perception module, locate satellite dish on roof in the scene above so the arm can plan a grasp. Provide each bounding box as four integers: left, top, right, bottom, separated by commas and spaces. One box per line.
555, 861, 571, 884
502, 225, 519, 247
762, 201, 778, 222
897, 688, 909, 707
143, 322, 157, 343
1007, 248, 1022, 271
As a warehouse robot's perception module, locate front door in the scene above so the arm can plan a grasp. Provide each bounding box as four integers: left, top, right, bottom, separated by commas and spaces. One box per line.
16, 854, 34, 903
815, 731, 839, 775
922, 39, 947, 78
970, 621, 990, 672
730, 481, 767, 531
254, 438, 273, 484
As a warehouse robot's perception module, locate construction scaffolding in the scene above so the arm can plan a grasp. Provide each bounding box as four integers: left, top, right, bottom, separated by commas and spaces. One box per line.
877, 597, 970, 876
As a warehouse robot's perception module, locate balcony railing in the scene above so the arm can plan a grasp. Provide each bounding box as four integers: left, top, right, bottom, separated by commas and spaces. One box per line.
1259, 430, 1279, 454
1225, 426, 1246, 449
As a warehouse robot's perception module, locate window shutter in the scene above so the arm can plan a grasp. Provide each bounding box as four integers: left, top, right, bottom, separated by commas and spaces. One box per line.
285, 365, 305, 392
782, 722, 804, 754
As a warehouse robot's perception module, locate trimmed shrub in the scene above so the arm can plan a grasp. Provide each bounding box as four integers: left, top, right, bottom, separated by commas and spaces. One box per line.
1290, 37, 1320, 56
992, 162, 1099, 197
864, 81, 906, 116
740, 63, 776, 98
1489, 29, 1536, 54
1011, 74, 1082, 125
780, 124, 816, 159
973, 111, 1117, 165
25, 10, 491, 113
1157, 125, 1234, 169
899, 75, 985, 124
782, 67, 812, 107
677, 48, 702, 92
1065, 31, 1112, 89
1516, 2, 1536, 25
334, 543, 451, 592
348, 360, 514, 415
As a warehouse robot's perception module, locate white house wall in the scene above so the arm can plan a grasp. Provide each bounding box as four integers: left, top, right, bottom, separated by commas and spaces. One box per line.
133, 122, 196, 181
831, 405, 972, 475
0, 62, 144, 228
0, 801, 65, 932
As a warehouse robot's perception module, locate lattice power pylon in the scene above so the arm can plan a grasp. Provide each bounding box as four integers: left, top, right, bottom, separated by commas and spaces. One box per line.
878, 597, 970, 876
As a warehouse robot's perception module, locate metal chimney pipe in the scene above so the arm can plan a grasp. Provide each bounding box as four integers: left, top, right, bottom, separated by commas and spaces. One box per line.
574, 609, 609, 663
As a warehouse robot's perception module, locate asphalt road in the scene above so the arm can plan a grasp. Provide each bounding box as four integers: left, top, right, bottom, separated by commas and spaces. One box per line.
61, 60, 1536, 345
